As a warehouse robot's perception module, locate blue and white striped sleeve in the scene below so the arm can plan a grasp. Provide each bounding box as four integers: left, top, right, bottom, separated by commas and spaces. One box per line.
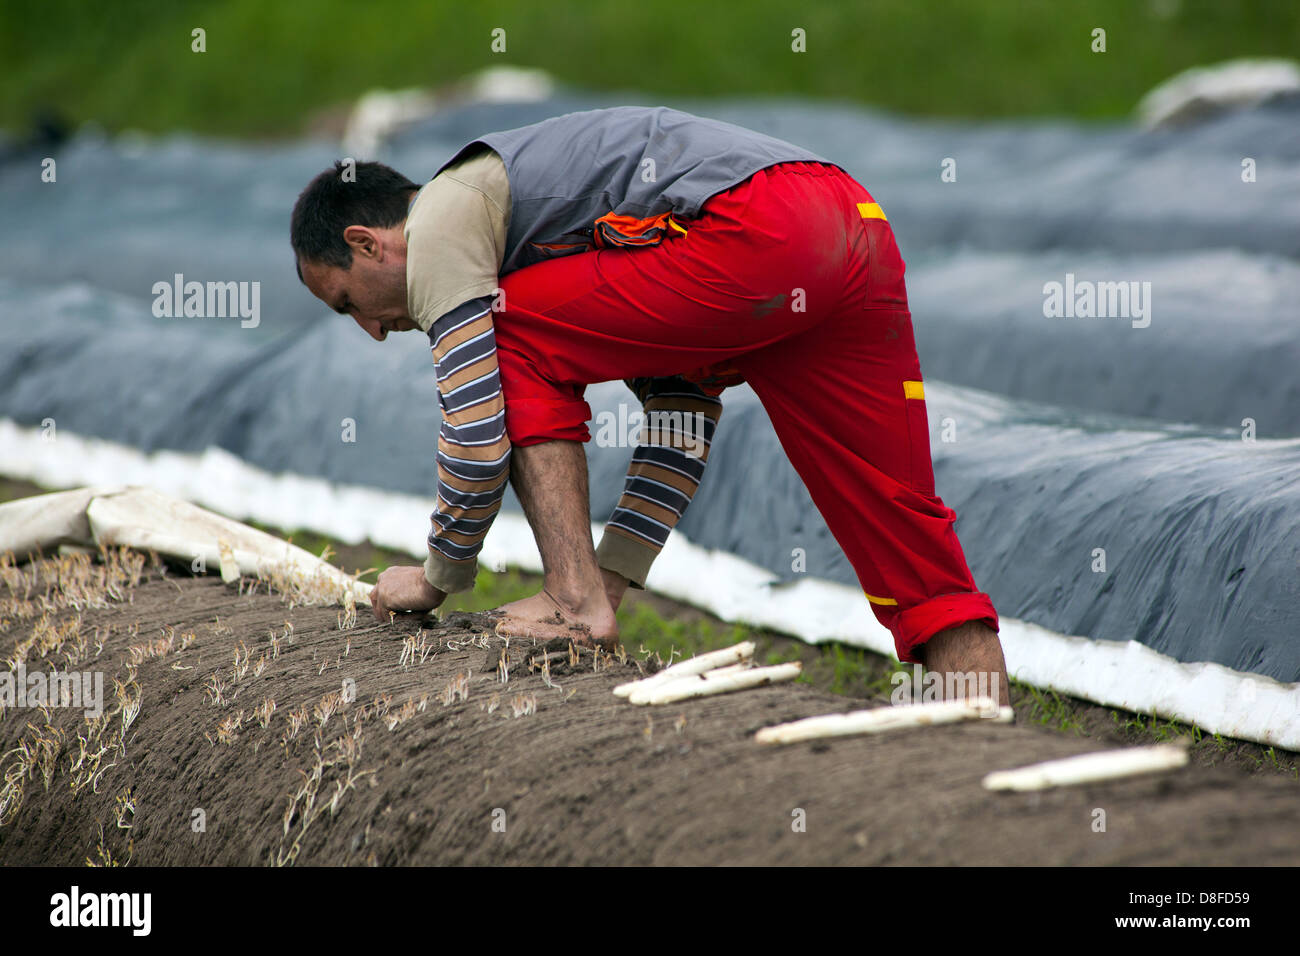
423, 294, 511, 593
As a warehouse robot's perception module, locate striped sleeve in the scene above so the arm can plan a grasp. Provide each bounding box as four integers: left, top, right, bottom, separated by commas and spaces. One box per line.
595, 376, 724, 589
423, 294, 511, 594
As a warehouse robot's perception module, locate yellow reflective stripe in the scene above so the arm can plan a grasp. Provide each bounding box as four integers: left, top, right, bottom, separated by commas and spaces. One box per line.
668, 216, 688, 235
903, 380, 925, 400
866, 593, 898, 606
857, 202, 888, 221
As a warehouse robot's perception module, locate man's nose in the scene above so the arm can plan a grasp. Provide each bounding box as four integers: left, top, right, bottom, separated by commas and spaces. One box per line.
352, 314, 387, 342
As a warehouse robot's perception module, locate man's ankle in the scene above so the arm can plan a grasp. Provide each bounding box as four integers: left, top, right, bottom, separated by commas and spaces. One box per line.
545, 581, 611, 618
922, 620, 1010, 706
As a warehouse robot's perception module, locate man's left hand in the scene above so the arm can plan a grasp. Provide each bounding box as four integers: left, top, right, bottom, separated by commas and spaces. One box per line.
371, 566, 446, 622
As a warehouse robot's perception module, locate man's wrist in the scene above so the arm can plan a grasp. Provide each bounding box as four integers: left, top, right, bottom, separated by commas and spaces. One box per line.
600, 567, 631, 612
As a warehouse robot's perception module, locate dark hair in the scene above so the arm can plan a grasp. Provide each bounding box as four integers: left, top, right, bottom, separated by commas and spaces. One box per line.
290, 160, 419, 278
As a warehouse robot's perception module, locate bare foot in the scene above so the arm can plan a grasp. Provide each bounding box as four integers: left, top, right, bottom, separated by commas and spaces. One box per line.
493, 588, 620, 650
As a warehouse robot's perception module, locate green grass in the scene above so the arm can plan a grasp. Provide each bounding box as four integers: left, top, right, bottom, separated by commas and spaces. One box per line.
615, 602, 753, 666
1015, 680, 1088, 736
3, 0, 1298, 138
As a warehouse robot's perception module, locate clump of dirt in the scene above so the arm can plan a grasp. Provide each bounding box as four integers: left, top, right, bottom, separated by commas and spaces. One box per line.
1, 551, 1297, 865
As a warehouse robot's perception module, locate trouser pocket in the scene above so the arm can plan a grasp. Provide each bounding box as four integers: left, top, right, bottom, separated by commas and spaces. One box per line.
902, 378, 935, 496
862, 217, 908, 310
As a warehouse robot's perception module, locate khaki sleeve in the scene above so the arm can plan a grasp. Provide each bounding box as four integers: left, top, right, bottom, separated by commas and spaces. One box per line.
424, 546, 480, 594
595, 378, 725, 590
404, 150, 510, 333
596, 530, 658, 590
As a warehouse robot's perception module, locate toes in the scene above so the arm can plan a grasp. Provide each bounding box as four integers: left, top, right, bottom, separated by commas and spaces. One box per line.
569, 631, 620, 653
494, 617, 581, 642
494, 617, 619, 650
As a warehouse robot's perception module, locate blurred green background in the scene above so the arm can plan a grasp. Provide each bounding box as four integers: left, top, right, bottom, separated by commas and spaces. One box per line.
2, 0, 1297, 137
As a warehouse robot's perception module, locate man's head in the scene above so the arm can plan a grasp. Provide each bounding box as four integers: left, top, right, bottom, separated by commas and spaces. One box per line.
291, 160, 420, 341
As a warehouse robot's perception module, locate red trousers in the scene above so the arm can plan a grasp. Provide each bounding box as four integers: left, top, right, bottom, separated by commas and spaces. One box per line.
494, 161, 998, 662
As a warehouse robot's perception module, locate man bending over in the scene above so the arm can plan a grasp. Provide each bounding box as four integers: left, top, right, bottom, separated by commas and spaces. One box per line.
290, 106, 1009, 704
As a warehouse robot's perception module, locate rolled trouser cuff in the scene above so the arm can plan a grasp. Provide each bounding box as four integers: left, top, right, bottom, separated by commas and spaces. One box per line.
503, 395, 592, 446
890, 591, 1000, 664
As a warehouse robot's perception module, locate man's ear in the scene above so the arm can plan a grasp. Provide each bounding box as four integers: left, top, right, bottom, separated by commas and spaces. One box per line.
343, 225, 380, 260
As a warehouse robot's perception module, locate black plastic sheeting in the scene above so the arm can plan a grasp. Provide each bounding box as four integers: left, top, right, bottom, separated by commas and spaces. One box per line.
906, 249, 1300, 434
2, 94, 1298, 681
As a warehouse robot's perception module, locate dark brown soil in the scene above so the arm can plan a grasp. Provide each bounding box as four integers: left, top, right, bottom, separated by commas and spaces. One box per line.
2, 559, 1298, 866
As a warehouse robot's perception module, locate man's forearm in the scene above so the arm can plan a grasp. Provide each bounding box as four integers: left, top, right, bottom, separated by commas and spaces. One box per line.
425, 294, 510, 593
596, 377, 723, 589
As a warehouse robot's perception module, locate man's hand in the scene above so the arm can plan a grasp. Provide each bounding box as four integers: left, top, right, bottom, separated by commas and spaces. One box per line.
371, 566, 446, 622
601, 567, 630, 613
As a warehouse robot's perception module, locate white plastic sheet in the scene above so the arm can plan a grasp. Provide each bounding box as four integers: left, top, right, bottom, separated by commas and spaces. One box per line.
0, 485, 371, 605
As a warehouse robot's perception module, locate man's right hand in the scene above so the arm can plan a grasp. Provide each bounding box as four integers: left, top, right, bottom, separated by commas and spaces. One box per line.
601, 567, 630, 613
371, 565, 447, 622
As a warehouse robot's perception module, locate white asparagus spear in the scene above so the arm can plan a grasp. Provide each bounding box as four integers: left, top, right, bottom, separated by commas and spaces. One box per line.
217, 540, 240, 584
754, 697, 1012, 744
630, 662, 801, 705
982, 744, 1189, 792
625, 663, 753, 704
613, 640, 756, 698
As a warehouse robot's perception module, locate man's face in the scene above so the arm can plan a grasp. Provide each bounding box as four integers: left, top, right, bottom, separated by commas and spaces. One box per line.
299, 223, 416, 342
